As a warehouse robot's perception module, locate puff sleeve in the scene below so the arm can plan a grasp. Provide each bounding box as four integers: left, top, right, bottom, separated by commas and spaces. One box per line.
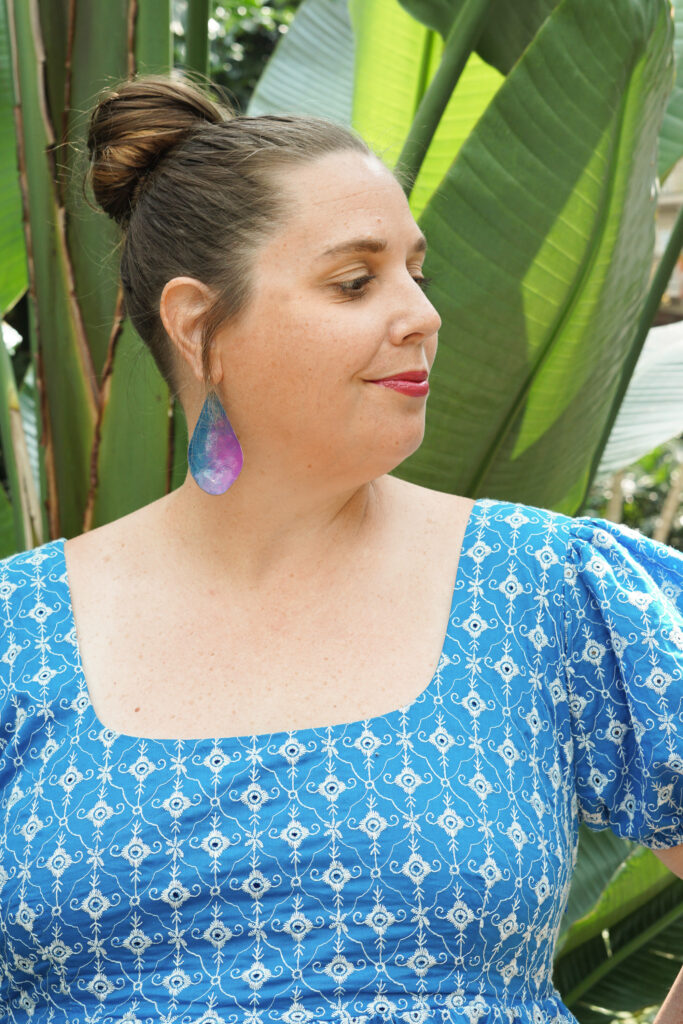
563, 516, 683, 848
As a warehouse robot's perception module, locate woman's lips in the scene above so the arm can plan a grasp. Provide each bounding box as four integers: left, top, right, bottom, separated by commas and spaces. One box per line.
369, 379, 429, 396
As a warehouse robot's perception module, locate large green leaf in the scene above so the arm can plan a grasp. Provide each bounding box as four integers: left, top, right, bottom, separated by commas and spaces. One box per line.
558, 844, 674, 958
184, 0, 209, 76
397, 0, 461, 38
0, 480, 15, 558
36, 0, 69, 196
92, 321, 170, 526
475, 0, 561, 75
170, 396, 188, 492
0, 0, 26, 315
398, 0, 562, 75
350, 0, 438, 167
555, 878, 683, 1015
3, 0, 175, 542
392, 0, 675, 514
247, 0, 354, 122
558, 825, 634, 949
61, 1, 142, 378
248, 0, 501, 219
658, 0, 683, 182
350, 0, 502, 218
409, 51, 501, 219
18, 361, 39, 501
136, 0, 172, 75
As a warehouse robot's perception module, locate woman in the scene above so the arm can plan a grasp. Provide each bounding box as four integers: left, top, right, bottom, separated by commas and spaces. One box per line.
0, 75, 681, 1023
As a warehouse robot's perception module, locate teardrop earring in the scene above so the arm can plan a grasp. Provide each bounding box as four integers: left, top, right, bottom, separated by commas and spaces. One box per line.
187, 390, 243, 495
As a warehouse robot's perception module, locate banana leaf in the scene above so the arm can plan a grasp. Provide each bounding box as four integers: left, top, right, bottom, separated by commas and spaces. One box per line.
137, 0, 172, 75
59, 0, 132, 375
6, 0, 97, 539
18, 361, 39, 499
396, 0, 675, 514
557, 825, 635, 948
555, 878, 683, 1017
349, 0, 502, 218
247, 0, 354, 123
185, 0, 209, 76
89, 2, 175, 528
0, 480, 14, 558
558, 845, 678, 959
398, 0, 563, 76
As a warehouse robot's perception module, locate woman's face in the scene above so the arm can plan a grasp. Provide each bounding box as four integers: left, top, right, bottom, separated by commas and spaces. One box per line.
211, 149, 442, 488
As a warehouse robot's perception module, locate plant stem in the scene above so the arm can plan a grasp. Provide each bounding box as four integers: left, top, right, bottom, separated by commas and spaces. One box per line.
395, 0, 493, 196
186, 0, 210, 77
413, 29, 436, 119
135, 0, 173, 75
581, 196, 683, 510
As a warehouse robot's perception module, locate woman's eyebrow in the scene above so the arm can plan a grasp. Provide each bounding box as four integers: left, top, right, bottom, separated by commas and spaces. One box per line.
317, 234, 427, 261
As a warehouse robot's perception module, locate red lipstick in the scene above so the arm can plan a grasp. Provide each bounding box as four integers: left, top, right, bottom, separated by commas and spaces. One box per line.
367, 369, 429, 396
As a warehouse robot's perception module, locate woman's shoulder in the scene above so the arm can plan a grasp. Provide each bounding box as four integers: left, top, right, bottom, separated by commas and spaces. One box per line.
409, 488, 682, 603
406, 484, 572, 539
0, 536, 74, 706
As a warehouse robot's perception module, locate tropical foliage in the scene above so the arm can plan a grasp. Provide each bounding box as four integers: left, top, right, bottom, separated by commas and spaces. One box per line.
587, 438, 683, 551
1, 1, 682, 1018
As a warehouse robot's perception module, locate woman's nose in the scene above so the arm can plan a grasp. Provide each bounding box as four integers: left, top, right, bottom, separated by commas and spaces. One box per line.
390, 278, 442, 344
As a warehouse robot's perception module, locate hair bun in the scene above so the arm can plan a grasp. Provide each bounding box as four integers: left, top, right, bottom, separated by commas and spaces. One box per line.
87, 75, 229, 228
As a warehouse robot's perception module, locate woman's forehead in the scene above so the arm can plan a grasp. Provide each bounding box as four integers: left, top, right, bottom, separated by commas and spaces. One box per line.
277, 153, 419, 251
281, 151, 399, 210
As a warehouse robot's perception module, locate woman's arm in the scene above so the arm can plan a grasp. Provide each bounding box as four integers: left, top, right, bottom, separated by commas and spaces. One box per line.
652, 845, 683, 880
653, 964, 683, 1024
651, 850, 683, 1024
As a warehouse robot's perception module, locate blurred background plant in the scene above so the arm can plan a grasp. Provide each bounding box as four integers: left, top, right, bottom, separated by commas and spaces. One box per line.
584, 438, 683, 550
172, 0, 300, 112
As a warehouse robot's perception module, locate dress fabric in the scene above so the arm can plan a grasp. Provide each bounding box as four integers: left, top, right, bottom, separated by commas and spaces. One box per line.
0, 496, 682, 1024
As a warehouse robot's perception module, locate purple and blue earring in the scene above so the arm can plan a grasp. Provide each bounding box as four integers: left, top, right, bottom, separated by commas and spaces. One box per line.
188, 391, 243, 495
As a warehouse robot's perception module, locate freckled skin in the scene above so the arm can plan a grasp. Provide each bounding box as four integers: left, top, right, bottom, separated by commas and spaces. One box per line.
200, 152, 440, 490
61, 149, 468, 744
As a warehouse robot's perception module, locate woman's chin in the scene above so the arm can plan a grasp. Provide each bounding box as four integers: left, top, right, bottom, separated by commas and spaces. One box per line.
374, 429, 427, 473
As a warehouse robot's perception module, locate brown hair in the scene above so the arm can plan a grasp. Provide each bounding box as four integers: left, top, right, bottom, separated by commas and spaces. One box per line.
86, 75, 372, 397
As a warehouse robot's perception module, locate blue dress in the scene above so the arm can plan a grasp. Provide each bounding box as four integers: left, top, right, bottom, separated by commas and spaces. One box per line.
0, 497, 681, 1024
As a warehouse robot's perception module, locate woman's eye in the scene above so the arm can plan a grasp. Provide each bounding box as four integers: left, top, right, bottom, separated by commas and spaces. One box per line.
335, 273, 433, 297
337, 275, 375, 295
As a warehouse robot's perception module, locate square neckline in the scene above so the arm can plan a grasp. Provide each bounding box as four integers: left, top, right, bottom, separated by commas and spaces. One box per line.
55, 497, 488, 749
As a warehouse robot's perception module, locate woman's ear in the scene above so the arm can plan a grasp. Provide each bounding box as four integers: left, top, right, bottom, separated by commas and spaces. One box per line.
160, 277, 215, 385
